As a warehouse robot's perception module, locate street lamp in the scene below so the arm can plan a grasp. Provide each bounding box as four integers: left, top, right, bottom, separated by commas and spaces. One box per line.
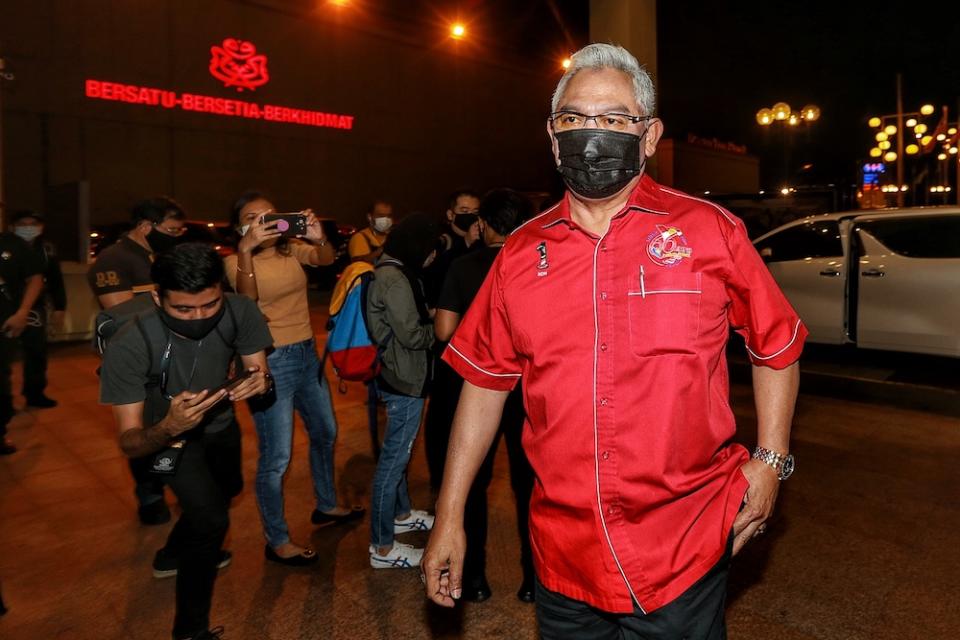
756, 101, 820, 189
866, 101, 958, 205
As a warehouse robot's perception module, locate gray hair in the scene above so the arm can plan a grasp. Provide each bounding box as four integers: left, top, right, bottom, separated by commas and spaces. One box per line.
551, 43, 656, 116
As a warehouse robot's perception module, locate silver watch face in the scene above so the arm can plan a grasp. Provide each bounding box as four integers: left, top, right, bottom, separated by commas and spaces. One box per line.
780, 454, 795, 480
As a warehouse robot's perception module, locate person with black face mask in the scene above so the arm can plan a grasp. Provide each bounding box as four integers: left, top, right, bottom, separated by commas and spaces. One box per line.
424, 43, 805, 640
100, 243, 273, 640
87, 195, 187, 526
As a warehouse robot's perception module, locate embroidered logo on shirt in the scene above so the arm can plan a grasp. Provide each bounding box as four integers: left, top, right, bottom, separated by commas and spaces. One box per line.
646, 225, 692, 267
536, 241, 549, 277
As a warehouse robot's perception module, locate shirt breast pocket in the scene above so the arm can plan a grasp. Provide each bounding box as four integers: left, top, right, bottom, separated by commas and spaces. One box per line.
627, 270, 702, 356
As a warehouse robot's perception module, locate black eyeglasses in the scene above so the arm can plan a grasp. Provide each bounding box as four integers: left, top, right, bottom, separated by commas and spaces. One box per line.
549, 111, 653, 132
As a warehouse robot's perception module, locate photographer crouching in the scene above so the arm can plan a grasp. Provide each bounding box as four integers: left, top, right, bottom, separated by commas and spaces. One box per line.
99, 243, 273, 640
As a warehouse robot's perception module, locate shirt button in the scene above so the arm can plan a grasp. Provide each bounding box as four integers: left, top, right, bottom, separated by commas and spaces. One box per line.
601, 244, 608, 252
607, 506, 616, 515
602, 451, 610, 460
600, 343, 608, 351
599, 397, 608, 406
600, 291, 608, 300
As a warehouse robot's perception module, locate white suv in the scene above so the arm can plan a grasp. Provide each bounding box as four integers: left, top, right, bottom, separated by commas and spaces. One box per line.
753, 207, 960, 358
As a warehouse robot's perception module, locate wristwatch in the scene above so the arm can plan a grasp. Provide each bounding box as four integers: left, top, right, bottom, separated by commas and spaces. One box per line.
752, 446, 795, 480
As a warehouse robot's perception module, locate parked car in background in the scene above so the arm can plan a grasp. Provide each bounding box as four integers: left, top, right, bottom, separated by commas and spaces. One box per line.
753, 207, 960, 358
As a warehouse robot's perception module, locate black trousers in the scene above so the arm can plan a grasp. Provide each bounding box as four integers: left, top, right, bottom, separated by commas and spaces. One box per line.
18, 307, 48, 398
463, 387, 535, 584
162, 421, 242, 639
423, 356, 463, 491
535, 534, 734, 640
0, 332, 12, 438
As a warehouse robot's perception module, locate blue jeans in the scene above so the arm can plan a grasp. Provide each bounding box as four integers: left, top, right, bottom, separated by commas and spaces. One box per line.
370, 389, 424, 548
252, 338, 339, 548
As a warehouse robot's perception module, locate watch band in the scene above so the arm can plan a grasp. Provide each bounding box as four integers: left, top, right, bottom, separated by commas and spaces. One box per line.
752, 446, 795, 480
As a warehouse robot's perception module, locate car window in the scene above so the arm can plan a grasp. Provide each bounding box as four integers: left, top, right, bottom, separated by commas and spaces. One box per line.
755, 220, 843, 262
856, 215, 960, 258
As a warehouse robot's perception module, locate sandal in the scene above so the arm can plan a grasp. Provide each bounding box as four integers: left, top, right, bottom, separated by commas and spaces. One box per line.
310, 505, 366, 528
264, 544, 318, 566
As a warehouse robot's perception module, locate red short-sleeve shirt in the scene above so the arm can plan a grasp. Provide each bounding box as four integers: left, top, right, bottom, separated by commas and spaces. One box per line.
443, 175, 806, 614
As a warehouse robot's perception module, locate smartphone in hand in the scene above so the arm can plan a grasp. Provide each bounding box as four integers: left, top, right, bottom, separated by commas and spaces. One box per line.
210, 368, 256, 396
261, 212, 307, 237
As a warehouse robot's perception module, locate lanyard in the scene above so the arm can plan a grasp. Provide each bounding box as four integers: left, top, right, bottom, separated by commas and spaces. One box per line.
159, 338, 203, 400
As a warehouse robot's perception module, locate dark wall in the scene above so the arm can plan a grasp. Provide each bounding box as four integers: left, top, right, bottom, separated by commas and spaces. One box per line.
1, 0, 562, 228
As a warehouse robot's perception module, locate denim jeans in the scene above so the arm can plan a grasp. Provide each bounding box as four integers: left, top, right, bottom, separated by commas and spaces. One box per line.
251, 338, 339, 548
370, 388, 424, 548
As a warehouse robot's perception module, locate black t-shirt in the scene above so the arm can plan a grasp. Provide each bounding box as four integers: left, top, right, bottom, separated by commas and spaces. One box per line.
425, 235, 479, 308
437, 245, 501, 314
0, 232, 43, 321
99, 294, 273, 433
88, 234, 154, 298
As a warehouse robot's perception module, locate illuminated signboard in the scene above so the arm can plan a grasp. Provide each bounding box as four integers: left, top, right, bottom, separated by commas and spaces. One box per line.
84, 39, 354, 131
861, 162, 885, 190
209, 39, 269, 92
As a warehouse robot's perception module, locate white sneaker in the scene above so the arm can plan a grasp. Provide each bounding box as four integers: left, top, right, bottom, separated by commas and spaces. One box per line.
394, 509, 435, 534
369, 542, 423, 569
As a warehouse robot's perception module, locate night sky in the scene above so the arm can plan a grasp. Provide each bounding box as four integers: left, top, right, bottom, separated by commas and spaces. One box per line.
656, 1, 960, 190
387, 1, 960, 192
261, 1, 960, 193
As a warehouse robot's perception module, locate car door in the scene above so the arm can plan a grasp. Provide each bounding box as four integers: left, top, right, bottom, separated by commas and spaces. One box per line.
755, 219, 847, 344
855, 214, 960, 357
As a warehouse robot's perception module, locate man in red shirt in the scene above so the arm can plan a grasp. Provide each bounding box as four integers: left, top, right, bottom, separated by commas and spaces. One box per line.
422, 43, 804, 639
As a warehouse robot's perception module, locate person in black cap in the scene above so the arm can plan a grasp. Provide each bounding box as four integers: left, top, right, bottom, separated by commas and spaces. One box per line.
365, 212, 439, 570
10, 210, 67, 408
0, 223, 44, 454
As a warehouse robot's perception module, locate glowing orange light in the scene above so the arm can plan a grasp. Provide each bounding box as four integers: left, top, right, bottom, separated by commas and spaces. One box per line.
561, 58, 572, 70
451, 23, 466, 39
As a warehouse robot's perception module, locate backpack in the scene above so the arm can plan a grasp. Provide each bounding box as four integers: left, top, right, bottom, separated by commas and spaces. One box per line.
94, 293, 242, 391
325, 262, 381, 384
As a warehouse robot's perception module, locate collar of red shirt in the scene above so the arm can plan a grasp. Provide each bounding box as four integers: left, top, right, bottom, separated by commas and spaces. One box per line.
540, 174, 670, 231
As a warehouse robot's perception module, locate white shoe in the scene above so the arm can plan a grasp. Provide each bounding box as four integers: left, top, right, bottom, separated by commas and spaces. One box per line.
369, 542, 423, 569
394, 509, 435, 534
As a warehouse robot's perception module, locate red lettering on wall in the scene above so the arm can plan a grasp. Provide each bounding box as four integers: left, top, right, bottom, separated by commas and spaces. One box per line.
84, 78, 354, 131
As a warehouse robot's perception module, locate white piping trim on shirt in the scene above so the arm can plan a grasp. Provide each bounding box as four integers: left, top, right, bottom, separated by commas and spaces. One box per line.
591, 228, 645, 614
745, 318, 803, 361
446, 344, 522, 378
658, 186, 739, 228
627, 289, 701, 296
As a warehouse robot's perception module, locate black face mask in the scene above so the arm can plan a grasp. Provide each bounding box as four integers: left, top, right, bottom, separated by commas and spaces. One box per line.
157, 303, 225, 341
555, 128, 647, 199
147, 229, 182, 254
452, 213, 479, 233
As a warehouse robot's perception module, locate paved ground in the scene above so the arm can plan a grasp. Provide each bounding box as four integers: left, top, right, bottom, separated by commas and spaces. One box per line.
1, 313, 958, 639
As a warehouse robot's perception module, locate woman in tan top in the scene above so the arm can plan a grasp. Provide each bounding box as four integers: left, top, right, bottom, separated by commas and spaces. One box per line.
225, 191, 364, 566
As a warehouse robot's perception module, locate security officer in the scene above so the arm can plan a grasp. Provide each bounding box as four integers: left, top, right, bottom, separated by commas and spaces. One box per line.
10, 210, 67, 408
0, 226, 43, 454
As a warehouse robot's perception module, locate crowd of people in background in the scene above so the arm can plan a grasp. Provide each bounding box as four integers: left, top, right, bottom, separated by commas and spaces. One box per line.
23, 184, 535, 640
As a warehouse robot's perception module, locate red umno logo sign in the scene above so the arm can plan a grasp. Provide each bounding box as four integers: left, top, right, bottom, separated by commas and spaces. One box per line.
209, 38, 269, 92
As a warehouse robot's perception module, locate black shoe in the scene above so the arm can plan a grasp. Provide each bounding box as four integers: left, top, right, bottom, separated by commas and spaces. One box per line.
0, 438, 15, 456
153, 550, 232, 579
265, 544, 319, 566
138, 500, 171, 525
310, 505, 365, 527
516, 577, 535, 603
25, 394, 57, 408
461, 576, 492, 603
179, 626, 224, 640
